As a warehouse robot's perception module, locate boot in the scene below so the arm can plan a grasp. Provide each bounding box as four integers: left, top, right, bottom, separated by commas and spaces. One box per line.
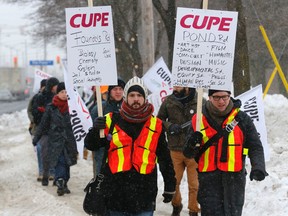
171, 204, 183, 216
64, 182, 71, 194
41, 177, 49, 186
189, 212, 198, 216
56, 178, 65, 196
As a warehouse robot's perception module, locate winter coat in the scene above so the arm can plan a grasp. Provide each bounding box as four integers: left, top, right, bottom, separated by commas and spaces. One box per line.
33, 104, 78, 168
90, 98, 123, 120
31, 89, 55, 125
188, 98, 266, 174
84, 113, 176, 213
157, 94, 204, 151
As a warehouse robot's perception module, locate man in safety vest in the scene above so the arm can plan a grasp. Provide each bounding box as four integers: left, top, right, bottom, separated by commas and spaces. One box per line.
183, 89, 268, 216
84, 76, 176, 216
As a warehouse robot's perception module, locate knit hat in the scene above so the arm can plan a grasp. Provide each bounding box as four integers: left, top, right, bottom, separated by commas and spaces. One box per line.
56, 82, 65, 94
46, 77, 60, 92
108, 78, 126, 96
208, 89, 231, 96
123, 76, 148, 101
40, 79, 47, 88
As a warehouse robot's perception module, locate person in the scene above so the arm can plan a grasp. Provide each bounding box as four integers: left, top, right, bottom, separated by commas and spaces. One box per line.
87, 78, 126, 176
84, 76, 176, 216
32, 77, 59, 186
157, 86, 202, 216
183, 89, 268, 216
27, 78, 47, 181
33, 82, 78, 196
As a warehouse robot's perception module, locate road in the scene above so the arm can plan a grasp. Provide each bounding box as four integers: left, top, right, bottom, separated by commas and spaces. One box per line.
0, 98, 30, 115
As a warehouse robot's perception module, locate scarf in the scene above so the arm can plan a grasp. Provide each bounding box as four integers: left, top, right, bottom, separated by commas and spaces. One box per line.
120, 101, 154, 123
52, 95, 68, 114
206, 100, 234, 126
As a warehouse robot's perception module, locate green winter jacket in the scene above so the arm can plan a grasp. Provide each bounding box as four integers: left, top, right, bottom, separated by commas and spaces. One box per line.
157, 93, 205, 151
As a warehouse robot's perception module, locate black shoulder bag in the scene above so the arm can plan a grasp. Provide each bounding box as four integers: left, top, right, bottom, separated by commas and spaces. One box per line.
83, 113, 118, 216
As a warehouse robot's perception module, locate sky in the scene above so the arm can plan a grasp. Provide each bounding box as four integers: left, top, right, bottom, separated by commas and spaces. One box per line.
0, 2, 66, 69
0, 93, 288, 216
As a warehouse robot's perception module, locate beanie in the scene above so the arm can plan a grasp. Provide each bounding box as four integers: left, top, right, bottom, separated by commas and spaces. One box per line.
108, 78, 126, 96
40, 79, 47, 88
123, 76, 148, 102
56, 82, 65, 94
46, 77, 60, 92
208, 89, 231, 96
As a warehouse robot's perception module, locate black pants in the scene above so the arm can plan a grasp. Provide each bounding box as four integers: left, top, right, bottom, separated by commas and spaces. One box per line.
198, 169, 246, 216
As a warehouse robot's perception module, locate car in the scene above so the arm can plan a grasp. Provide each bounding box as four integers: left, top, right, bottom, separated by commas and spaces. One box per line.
0, 88, 16, 102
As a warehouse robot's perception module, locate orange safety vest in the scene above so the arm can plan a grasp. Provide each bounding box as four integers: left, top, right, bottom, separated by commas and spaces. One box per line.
192, 108, 246, 172
104, 113, 163, 174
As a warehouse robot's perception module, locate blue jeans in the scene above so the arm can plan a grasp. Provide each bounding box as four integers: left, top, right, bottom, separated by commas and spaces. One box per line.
55, 153, 70, 183
107, 211, 154, 216
36, 141, 43, 176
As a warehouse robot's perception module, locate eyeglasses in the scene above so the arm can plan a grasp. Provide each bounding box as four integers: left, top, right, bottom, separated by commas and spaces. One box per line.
211, 95, 230, 101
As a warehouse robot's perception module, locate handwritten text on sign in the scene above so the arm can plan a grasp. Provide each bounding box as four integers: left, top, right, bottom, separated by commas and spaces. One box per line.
65, 6, 117, 87
172, 8, 238, 90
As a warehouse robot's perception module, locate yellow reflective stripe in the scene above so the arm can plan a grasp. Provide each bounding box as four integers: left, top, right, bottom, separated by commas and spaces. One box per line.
106, 113, 112, 127
140, 117, 157, 173
106, 114, 125, 172
228, 131, 235, 171
243, 148, 248, 155
113, 130, 125, 172
200, 116, 210, 172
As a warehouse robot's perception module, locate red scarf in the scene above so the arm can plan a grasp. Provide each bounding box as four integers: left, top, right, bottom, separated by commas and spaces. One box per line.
120, 101, 154, 123
52, 95, 68, 114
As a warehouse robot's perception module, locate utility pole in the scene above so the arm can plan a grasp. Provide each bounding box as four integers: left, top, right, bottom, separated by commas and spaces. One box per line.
141, 0, 155, 75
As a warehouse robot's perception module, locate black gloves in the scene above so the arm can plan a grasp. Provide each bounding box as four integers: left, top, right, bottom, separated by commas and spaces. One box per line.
93, 116, 106, 129
32, 138, 37, 146
250, 170, 267, 181
183, 131, 203, 159
169, 124, 182, 135
162, 191, 174, 203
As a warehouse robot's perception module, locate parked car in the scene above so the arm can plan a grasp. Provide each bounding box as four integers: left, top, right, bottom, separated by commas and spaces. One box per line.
0, 89, 16, 102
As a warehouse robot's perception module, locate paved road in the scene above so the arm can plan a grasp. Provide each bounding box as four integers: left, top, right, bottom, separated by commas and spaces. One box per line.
0, 98, 30, 115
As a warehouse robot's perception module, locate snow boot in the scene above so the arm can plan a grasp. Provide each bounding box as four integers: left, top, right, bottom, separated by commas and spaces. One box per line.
171, 204, 183, 216
64, 182, 71, 194
41, 177, 49, 186
56, 178, 65, 196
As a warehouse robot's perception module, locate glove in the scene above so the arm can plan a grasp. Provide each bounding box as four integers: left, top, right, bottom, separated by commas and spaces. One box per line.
93, 116, 106, 129
37, 106, 45, 113
183, 131, 203, 159
169, 124, 182, 135
249, 170, 266, 181
32, 138, 37, 147
162, 192, 174, 203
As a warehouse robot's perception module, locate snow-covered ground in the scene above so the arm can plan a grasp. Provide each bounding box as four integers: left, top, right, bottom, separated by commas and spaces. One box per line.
0, 94, 288, 216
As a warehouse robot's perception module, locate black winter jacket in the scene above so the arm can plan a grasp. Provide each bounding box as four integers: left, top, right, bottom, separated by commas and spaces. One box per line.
32, 90, 55, 125
84, 113, 176, 213
186, 98, 267, 175
33, 104, 78, 168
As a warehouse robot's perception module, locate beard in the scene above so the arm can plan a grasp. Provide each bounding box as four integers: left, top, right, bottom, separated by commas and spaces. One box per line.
173, 88, 186, 98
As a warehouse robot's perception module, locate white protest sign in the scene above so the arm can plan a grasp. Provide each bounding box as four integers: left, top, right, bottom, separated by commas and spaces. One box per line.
65, 6, 117, 86
148, 87, 173, 116
142, 57, 172, 93
62, 60, 93, 159
236, 85, 270, 162
32, 69, 52, 93
172, 8, 238, 90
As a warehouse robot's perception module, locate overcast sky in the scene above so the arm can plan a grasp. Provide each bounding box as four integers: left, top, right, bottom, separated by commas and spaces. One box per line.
0, 2, 65, 68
